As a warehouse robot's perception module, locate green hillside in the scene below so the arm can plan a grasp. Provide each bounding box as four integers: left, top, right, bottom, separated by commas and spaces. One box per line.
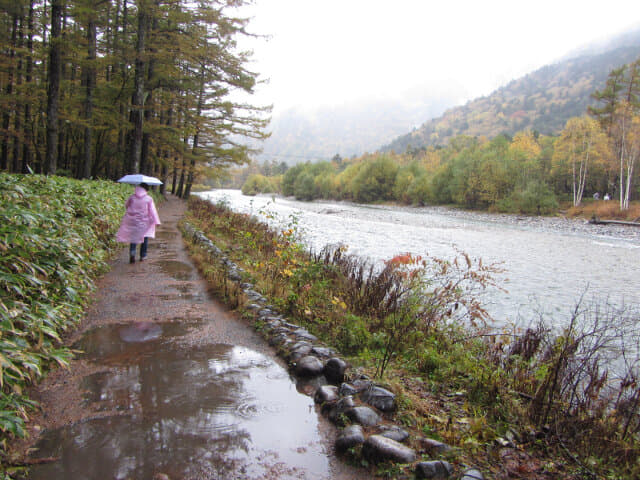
384, 44, 640, 152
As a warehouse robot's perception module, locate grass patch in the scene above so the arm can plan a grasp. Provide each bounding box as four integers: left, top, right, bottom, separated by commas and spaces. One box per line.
0, 173, 133, 466
566, 200, 640, 221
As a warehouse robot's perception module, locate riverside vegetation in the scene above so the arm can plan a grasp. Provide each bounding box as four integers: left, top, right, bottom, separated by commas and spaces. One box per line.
185, 196, 640, 479
237, 59, 640, 218
0, 174, 144, 477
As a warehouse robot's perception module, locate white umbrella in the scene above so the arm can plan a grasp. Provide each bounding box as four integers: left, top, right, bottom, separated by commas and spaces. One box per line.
117, 174, 163, 185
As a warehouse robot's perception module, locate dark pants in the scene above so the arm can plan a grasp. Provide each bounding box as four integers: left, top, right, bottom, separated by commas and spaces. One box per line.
129, 237, 149, 259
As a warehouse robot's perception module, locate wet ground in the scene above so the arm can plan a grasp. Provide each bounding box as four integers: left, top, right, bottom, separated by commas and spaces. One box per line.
16, 195, 365, 480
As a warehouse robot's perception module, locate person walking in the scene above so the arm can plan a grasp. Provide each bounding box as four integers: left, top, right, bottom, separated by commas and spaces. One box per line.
116, 183, 161, 263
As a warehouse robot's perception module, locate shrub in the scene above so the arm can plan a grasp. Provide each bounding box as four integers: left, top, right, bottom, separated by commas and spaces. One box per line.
241, 174, 276, 195
351, 156, 399, 203
496, 179, 558, 214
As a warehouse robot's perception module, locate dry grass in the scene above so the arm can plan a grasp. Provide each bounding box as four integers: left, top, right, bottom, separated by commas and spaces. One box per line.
565, 200, 640, 221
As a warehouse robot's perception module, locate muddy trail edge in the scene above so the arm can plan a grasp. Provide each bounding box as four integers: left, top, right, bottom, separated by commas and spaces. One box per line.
13, 195, 367, 480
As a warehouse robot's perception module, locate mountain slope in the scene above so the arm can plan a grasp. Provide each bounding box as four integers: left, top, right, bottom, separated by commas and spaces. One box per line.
383, 44, 640, 153
254, 90, 462, 164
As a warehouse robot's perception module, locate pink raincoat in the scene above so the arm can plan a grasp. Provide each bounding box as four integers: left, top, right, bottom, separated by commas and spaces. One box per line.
116, 186, 161, 244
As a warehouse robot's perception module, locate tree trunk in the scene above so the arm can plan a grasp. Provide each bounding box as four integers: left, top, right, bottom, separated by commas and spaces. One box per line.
171, 160, 177, 194
12, 12, 24, 173
128, 4, 148, 174
46, 0, 63, 175
82, 17, 96, 178
141, 3, 159, 175
184, 67, 205, 199
1, 13, 18, 171
21, 0, 35, 174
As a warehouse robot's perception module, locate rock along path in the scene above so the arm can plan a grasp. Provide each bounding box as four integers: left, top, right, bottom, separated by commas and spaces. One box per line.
16, 195, 366, 480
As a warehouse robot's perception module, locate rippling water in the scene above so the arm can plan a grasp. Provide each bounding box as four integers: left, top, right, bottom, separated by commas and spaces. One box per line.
199, 189, 640, 326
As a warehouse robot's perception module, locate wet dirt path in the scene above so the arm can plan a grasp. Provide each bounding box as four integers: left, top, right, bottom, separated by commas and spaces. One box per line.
16, 195, 365, 480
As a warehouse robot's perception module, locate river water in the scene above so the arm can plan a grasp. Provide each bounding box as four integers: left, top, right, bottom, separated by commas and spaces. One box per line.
198, 189, 640, 327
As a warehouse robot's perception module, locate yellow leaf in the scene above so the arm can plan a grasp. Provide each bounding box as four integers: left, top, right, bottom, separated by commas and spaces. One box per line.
429, 414, 447, 424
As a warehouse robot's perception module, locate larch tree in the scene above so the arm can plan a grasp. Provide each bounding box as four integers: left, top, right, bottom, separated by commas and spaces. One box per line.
0, 0, 269, 182
46, 0, 64, 175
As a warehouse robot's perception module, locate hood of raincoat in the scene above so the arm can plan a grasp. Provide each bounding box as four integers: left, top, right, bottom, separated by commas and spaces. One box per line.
134, 186, 148, 197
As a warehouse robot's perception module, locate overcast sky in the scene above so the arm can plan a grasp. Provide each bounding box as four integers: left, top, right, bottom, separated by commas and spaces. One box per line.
237, 0, 640, 113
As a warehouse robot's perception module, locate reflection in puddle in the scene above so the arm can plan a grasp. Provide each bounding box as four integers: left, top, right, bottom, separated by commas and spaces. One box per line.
156, 260, 193, 280
29, 339, 332, 479
119, 322, 162, 342
73, 322, 192, 361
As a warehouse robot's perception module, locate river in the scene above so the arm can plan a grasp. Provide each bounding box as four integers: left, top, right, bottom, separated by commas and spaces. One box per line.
197, 190, 640, 328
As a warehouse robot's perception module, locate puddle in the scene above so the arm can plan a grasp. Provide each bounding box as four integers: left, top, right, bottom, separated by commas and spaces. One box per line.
155, 292, 204, 302
29, 343, 334, 480
155, 230, 178, 240
73, 322, 194, 362
156, 260, 193, 280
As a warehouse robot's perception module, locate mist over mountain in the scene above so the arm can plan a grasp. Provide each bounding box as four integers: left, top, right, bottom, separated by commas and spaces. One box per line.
251, 27, 640, 165
558, 24, 640, 61
253, 88, 464, 164
383, 28, 640, 153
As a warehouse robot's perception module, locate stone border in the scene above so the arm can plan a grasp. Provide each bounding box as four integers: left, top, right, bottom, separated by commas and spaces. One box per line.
182, 221, 486, 479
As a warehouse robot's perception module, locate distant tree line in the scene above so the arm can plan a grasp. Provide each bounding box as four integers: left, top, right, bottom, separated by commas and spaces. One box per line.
243, 59, 640, 213
0, 0, 268, 197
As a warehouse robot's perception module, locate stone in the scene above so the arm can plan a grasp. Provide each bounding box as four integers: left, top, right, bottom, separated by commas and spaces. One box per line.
290, 341, 312, 351
351, 378, 373, 392
415, 461, 454, 479
335, 425, 365, 452
244, 290, 266, 302
360, 385, 396, 412
314, 385, 339, 404
311, 346, 334, 358
268, 332, 289, 347
297, 376, 327, 395
420, 437, 452, 454
295, 355, 324, 377
261, 318, 282, 331
362, 435, 416, 464
289, 342, 313, 363
323, 357, 347, 384
379, 425, 409, 443
460, 468, 484, 480
345, 406, 381, 427
246, 303, 263, 311
339, 383, 358, 397
272, 326, 292, 336
326, 396, 355, 423
293, 328, 318, 342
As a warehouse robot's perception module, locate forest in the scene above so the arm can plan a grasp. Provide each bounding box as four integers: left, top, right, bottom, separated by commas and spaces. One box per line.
240, 58, 640, 216
0, 0, 267, 197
